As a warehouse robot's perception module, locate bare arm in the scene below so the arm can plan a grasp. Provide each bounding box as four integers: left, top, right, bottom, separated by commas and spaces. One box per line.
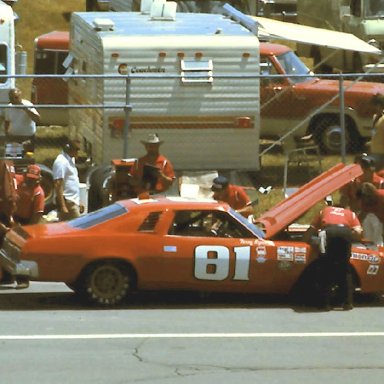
24, 107, 41, 124
54, 178, 68, 214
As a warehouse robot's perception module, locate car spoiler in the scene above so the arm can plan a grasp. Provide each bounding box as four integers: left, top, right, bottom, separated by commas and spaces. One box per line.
255, 163, 363, 238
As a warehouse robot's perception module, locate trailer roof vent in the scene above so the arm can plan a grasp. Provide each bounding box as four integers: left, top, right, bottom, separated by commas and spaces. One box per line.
92, 18, 115, 32
150, 0, 177, 20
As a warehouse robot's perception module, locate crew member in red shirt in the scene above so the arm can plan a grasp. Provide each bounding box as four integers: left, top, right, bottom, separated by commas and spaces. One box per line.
304, 203, 362, 311
339, 154, 384, 211
14, 164, 45, 225
355, 182, 384, 245
211, 175, 254, 218
130, 133, 175, 197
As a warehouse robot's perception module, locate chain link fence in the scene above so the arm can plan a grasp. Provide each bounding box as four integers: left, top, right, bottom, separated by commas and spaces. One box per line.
1, 71, 384, 207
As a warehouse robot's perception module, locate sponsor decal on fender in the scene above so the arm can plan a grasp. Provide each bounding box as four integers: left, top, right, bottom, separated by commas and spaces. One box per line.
351, 252, 380, 264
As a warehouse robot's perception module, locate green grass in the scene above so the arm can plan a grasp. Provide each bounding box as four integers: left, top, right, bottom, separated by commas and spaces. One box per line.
14, 1, 84, 73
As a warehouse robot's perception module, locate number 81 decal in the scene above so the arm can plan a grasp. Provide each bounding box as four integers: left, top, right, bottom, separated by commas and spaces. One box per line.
194, 245, 251, 281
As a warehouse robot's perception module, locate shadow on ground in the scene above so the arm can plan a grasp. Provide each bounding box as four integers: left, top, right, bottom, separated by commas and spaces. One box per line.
0, 286, 382, 312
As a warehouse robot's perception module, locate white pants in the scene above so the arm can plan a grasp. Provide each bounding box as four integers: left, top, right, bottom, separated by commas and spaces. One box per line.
362, 213, 383, 246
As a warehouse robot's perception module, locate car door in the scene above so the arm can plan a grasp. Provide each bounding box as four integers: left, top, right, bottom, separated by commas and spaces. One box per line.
156, 209, 282, 293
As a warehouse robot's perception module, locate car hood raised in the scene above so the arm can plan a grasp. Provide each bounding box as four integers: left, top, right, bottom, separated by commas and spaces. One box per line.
254, 163, 363, 239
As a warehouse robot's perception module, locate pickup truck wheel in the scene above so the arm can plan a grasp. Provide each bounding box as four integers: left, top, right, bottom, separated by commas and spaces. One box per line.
313, 117, 361, 154
80, 261, 132, 306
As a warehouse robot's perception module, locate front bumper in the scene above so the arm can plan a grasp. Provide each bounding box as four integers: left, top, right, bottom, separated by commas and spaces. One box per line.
0, 248, 39, 279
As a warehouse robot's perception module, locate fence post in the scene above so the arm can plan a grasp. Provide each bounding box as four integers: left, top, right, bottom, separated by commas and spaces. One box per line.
123, 76, 131, 158
339, 74, 346, 163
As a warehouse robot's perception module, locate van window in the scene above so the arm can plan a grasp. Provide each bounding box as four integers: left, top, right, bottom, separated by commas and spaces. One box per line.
0, 44, 8, 83
181, 59, 213, 84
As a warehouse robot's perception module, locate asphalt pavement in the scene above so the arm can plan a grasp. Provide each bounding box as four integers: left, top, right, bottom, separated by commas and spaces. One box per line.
1, 282, 384, 384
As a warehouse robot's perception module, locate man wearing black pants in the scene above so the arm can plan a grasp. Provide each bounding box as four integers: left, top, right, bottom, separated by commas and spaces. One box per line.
304, 204, 363, 310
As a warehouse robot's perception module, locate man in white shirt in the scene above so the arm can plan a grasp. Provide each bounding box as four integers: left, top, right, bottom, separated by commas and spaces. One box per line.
53, 139, 84, 221
4, 88, 40, 151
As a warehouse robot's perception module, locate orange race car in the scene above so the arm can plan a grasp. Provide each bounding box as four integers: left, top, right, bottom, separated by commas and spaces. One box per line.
0, 163, 383, 307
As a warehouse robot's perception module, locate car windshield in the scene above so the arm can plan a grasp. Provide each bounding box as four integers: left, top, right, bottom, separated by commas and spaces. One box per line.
68, 203, 128, 229
229, 208, 265, 239
275, 51, 314, 84
364, 0, 384, 18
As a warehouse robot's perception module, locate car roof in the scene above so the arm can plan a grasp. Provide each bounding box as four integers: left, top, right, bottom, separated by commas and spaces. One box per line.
255, 163, 363, 238
260, 42, 291, 56
120, 196, 229, 211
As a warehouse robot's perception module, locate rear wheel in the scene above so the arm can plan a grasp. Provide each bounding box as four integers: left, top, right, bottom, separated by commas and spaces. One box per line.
312, 116, 362, 154
78, 261, 133, 306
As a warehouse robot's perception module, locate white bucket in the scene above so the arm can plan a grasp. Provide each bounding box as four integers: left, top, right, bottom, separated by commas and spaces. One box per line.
79, 182, 89, 214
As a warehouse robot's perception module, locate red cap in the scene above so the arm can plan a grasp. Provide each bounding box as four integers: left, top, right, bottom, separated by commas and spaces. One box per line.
25, 164, 41, 179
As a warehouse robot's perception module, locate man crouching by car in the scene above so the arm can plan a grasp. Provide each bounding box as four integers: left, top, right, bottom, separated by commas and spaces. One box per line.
303, 200, 363, 311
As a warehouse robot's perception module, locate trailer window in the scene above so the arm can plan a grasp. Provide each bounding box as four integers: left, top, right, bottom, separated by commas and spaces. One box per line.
181, 59, 213, 84
35, 50, 67, 75
0, 44, 7, 83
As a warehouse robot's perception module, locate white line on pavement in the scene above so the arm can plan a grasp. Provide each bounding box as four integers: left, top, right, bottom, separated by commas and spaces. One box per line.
1, 332, 384, 340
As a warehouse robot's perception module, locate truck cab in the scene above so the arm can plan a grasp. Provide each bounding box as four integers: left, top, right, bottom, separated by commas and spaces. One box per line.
259, 42, 384, 153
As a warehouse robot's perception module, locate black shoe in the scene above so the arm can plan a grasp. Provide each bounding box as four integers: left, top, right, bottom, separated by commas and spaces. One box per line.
15, 278, 29, 290
343, 304, 353, 311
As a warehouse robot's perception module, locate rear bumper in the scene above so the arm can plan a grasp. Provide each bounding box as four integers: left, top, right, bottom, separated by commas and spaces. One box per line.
0, 249, 38, 279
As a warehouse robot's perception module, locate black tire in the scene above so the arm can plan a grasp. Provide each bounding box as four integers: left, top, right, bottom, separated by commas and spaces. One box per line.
290, 261, 325, 307
38, 164, 55, 213
78, 261, 133, 306
291, 260, 358, 308
312, 116, 362, 154
86, 165, 113, 212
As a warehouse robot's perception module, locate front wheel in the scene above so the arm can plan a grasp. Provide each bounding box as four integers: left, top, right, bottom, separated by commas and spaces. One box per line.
78, 261, 133, 306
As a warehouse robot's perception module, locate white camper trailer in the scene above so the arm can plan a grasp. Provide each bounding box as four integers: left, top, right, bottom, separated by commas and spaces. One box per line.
0, 0, 26, 122
0, 1, 16, 106
68, 7, 260, 171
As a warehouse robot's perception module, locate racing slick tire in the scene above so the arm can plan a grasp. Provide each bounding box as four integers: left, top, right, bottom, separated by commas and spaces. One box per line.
86, 165, 113, 212
78, 261, 134, 306
290, 260, 359, 308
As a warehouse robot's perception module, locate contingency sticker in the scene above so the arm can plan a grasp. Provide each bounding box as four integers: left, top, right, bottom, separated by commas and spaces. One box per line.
256, 246, 267, 263
294, 247, 307, 264
351, 253, 380, 264
277, 246, 294, 261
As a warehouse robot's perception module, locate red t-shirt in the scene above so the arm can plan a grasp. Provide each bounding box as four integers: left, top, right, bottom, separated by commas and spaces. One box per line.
15, 175, 45, 221
213, 184, 250, 210
130, 154, 175, 193
311, 206, 361, 230
340, 173, 384, 209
